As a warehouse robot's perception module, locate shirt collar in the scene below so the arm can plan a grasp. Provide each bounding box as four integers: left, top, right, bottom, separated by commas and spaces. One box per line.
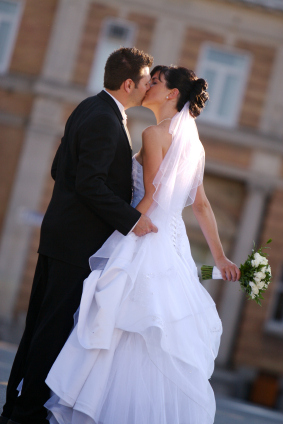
103, 89, 127, 121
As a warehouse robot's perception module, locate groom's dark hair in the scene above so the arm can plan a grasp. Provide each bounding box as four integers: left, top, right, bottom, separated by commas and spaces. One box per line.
104, 47, 153, 90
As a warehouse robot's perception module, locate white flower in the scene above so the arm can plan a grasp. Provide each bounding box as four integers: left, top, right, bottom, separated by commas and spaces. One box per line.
267, 265, 272, 276
249, 281, 259, 295
255, 271, 265, 280
251, 258, 260, 267
257, 280, 265, 290
251, 292, 256, 299
251, 253, 269, 268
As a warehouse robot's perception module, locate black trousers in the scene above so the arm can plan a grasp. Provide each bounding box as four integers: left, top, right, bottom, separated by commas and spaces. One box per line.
2, 254, 90, 424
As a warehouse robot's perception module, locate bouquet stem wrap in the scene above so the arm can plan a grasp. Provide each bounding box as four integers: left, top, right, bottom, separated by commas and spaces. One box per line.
201, 266, 222, 280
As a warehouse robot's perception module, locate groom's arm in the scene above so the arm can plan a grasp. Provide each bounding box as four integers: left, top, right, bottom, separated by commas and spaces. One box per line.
75, 114, 141, 235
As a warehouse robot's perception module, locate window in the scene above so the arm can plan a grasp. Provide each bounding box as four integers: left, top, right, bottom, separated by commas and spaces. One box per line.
196, 44, 251, 127
265, 265, 283, 336
0, 0, 23, 74
88, 18, 137, 93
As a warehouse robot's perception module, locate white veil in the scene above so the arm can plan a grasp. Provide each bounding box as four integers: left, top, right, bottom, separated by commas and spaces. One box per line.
151, 102, 205, 215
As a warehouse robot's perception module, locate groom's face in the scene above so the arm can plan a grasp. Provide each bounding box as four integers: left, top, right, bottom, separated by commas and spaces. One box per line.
130, 67, 151, 106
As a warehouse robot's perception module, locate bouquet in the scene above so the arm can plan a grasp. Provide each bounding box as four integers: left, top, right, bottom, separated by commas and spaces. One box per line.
201, 239, 272, 306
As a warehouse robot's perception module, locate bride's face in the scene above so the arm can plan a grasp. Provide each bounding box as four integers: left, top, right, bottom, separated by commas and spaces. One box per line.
142, 71, 170, 108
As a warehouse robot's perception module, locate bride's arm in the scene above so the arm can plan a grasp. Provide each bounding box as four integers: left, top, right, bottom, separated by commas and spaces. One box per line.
135, 126, 163, 215
192, 184, 241, 282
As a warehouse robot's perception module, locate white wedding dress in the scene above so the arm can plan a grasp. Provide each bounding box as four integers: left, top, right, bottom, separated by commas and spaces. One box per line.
44, 104, 222, 424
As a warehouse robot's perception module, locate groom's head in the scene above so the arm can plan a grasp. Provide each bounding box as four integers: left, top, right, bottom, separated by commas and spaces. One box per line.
104, 47, 153, 108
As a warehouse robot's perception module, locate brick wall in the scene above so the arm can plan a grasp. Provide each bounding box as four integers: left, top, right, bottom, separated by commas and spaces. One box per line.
0, 89, 34, 117
236, 40, 276, 129
9, 0, 58, 75
202, 137, 252, 169
127, 12, 156, 53
179, 27, 224, 71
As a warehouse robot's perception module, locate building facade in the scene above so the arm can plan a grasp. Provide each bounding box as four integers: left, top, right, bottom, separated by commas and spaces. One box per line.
0, 0, 283, 409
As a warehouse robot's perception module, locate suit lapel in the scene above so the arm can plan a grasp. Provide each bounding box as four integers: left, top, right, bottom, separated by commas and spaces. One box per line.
97, 91, 132, 151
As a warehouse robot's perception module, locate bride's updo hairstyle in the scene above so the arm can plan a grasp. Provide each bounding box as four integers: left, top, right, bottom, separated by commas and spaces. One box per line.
151, 65, 209, 117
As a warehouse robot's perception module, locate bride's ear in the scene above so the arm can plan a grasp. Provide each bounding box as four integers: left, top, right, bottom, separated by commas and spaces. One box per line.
167, 88, 179, 100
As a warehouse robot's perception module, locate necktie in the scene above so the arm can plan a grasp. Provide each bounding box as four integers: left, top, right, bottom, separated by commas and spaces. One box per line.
122, 115, 132, 149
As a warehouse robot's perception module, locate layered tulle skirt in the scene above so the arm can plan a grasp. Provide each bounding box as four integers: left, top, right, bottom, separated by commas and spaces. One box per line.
45, 225, 222, 424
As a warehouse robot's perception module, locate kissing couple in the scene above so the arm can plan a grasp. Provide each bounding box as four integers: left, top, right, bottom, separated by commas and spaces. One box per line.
1, 47, 240, 424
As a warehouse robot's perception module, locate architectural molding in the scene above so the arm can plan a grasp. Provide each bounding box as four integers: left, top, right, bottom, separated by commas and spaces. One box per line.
205, 159, 283, 190
228, 0, 283, 12
98, 0, 283, 44
0, 73, 35, 93
0, 111, 26, 128
198, 122, 283, 154
1, 74, 283, 166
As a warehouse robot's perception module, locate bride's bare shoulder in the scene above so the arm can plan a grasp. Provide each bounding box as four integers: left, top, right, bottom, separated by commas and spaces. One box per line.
140, 122, 171, 161
142, 122, 170, 145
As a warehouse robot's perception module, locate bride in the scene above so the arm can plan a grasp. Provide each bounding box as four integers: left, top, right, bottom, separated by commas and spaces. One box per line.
44, 65, 240, 424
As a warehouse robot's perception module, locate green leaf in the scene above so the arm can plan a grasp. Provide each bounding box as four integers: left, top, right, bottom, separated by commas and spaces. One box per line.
267, 239, 272, 244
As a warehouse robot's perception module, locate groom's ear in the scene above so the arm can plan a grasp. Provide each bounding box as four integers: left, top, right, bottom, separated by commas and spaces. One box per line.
123, 79, 135, 93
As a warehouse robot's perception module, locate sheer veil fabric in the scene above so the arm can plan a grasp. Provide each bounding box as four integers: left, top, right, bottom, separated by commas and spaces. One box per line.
45, 103, 222, 424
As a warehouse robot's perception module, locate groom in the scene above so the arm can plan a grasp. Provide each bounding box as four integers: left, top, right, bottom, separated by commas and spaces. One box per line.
1, 47, 157, 424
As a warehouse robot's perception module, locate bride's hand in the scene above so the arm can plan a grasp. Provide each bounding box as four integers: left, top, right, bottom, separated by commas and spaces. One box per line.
215, 256, 241, 282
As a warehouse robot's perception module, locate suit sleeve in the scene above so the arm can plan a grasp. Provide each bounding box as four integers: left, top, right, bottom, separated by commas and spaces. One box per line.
51, 142, 62, 181
75, 114, 141, 235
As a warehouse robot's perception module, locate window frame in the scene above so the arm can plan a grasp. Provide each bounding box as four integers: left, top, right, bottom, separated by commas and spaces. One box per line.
88, 17, 137, 94
195, 43, 252, 128
0, 0, 24, 74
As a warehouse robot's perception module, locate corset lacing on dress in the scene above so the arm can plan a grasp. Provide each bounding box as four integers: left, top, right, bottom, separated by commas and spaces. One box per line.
132, 156, 185, 256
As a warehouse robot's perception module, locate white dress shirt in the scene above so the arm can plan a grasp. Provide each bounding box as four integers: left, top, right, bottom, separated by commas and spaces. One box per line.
103, 89, 140, 233
103, 89, 127, 121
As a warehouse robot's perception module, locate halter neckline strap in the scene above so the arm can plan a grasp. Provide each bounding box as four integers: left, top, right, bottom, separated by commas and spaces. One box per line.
158, 118, 172, 125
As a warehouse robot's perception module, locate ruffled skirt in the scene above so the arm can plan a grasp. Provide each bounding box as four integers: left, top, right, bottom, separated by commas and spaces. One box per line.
45, 228, 222, 424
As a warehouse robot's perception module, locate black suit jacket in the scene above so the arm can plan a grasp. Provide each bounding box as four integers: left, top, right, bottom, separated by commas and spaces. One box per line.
38, 90, 141, 269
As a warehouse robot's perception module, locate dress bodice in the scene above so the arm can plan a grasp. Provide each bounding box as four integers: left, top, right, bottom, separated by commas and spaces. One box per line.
131, 156, 187, 257
131, 156, 145, 208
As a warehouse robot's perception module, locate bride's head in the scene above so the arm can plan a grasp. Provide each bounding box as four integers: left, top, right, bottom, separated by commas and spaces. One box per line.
142, 65, 209, 118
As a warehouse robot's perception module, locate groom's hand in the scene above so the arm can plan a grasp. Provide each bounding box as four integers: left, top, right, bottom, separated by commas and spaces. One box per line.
133, 214, 158, 237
